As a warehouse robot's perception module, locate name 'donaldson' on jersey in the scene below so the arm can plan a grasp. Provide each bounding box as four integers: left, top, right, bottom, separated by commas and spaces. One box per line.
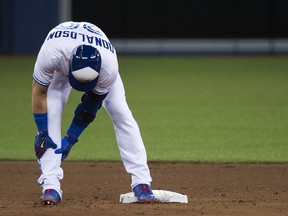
46, 26, 115, 54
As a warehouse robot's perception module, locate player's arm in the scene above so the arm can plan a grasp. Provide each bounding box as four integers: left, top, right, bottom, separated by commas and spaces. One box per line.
32, 80, 48, 113
55, 91, 107, 160
55, 67, 118, 161
32, 80, 57, 159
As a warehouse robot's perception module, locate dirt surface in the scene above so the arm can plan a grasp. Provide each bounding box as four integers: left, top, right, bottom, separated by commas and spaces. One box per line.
0, 161, 287, 216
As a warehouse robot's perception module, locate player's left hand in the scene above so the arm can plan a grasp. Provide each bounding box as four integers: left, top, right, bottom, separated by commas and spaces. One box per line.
55, 133, 78, 161
34, 131, 58, 159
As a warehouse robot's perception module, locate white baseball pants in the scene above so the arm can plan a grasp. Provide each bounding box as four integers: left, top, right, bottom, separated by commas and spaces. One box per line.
37, 72, 152, 197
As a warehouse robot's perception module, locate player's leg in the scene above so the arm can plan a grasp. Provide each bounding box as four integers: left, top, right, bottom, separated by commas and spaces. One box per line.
37, 72, 72, 202
102, 73, 152, 188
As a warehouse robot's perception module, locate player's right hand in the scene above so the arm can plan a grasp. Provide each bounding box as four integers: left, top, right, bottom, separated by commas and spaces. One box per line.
55, 133, 78, 161
34, 131, 57, 159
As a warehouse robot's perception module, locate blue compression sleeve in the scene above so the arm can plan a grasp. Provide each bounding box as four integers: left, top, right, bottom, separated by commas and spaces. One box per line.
67, 92, 105, 138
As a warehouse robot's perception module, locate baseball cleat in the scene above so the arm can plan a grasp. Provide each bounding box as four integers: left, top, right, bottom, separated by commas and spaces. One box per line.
40, 189, 61, 206
133, 184, 155, 203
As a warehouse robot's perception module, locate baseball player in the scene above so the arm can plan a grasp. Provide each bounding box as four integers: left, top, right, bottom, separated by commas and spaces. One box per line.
32, 21, 155, 205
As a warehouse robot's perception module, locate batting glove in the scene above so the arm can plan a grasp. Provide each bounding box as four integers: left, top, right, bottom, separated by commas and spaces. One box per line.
34, 131, 58, 159
55, 133, 78, 161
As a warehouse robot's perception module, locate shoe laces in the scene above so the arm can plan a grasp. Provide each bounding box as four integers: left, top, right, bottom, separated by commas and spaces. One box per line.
139, 184, 150, 194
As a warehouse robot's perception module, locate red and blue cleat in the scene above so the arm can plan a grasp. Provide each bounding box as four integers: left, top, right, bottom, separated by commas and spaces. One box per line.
40, 189, 61, 205
133, 184, 155, 203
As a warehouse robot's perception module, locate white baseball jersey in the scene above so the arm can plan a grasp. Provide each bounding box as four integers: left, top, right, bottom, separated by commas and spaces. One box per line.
33, 21, 118, 95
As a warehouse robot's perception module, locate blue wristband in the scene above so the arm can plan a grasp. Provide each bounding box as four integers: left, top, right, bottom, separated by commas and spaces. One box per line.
33, 113, 48, 132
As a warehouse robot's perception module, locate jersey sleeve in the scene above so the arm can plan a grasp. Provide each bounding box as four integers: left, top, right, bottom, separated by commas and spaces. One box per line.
33, 47, 58, 86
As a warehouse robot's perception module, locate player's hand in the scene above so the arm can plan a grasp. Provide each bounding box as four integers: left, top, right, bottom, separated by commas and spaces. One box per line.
34, 131, 58, 159
55, 133, 78, 161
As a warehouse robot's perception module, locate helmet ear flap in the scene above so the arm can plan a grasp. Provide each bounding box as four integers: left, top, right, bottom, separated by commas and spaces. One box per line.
69, 45, 101, 92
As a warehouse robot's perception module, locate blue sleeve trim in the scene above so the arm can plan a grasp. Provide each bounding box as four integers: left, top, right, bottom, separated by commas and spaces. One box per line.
33, 75, 50, 87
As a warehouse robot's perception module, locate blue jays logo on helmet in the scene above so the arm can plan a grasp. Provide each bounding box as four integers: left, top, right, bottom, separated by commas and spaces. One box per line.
69, 45, 101, 92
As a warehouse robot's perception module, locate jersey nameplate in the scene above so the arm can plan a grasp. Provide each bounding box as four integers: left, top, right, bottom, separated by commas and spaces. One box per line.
46, 22, 115, 54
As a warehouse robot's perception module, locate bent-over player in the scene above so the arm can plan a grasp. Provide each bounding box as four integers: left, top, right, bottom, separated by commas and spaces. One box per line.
32, 21, 155, 205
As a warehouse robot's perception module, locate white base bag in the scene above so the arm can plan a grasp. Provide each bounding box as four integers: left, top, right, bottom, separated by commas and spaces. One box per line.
120, 190, 188, 203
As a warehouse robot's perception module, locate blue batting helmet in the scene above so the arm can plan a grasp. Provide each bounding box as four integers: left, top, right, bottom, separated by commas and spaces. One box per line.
69, 45, 101, 92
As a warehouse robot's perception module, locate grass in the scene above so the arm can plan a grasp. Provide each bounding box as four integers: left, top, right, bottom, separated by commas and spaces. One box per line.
0, 55, 287, 162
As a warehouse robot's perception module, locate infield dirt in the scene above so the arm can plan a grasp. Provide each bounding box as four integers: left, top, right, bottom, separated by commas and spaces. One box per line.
0, 161, 287, 216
